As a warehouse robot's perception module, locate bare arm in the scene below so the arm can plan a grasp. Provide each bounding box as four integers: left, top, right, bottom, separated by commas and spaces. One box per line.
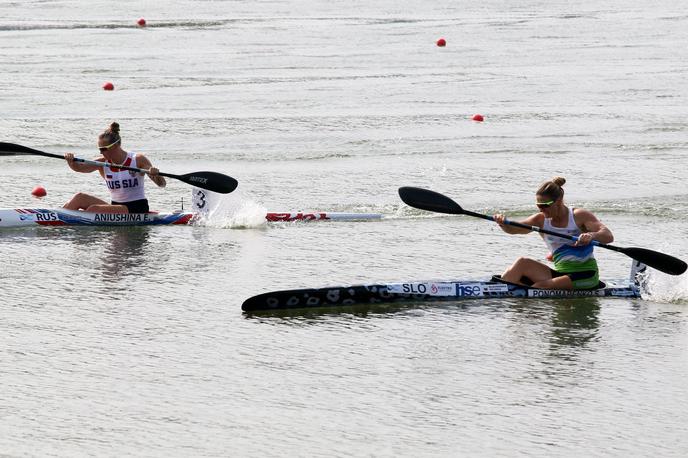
136, 154, 166, 188
64, 153, 103, 173
493, 212, 544, 235
573, 209, 614, 245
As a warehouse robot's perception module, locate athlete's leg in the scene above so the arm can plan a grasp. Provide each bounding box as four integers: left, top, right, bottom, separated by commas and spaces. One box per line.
532, 275, 574, 290
63, 192, 107, 211
84, 204, 129, 213
501, 257, 554, 285
534, 270, 598, 290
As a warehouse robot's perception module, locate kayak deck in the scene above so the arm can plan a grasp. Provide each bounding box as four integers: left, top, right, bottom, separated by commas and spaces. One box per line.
0, 208, 382, 227
0, 208, 194, 227
241, 278, 641, 312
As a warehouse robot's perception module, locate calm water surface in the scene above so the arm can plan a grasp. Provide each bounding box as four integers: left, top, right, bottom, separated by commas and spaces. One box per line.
1, 1, 687, 456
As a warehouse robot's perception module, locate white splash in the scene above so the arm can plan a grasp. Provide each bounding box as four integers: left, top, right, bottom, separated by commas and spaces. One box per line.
191, 188, 267, 229
640, 269, 688, 303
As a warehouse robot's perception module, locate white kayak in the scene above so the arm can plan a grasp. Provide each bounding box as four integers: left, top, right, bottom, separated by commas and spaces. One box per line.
0, 208, 194, 227
0, 208, 382, 227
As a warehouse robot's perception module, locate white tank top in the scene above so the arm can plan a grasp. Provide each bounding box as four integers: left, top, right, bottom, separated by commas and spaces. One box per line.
103, 152, 146, 203
542, 207, 596, 272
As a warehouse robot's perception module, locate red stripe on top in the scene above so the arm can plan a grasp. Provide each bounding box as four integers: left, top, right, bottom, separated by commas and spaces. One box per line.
109, 157, 133, 172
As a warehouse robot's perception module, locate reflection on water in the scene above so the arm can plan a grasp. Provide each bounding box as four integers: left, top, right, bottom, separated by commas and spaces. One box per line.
243, 301, 431, 321
99, 227, 151, 282
243, 296, 602, 347
500, 298, 602, 352
549, 299, 601, 349
45, 226, 153, 283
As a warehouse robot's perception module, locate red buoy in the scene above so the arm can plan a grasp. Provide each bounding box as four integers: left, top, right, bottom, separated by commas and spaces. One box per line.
102, 82, 114, 91
31, 186, 47, 198
436, 38, 446, 47
472, 114, 484, 122
137, 18, 146, 27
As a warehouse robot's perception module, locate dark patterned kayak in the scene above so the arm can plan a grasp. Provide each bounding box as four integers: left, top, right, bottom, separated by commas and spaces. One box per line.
242, 262, 646, 312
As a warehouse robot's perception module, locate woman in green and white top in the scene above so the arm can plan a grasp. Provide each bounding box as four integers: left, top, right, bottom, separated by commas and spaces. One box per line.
493, 176, 613, 290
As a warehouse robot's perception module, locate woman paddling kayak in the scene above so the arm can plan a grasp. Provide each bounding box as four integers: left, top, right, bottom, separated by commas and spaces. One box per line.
493, 176, 613, 290
63, 122, 166, 213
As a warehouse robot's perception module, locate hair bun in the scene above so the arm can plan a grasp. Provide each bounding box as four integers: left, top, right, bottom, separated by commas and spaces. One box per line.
552, 176, 566, 187
109, 122, 120, 134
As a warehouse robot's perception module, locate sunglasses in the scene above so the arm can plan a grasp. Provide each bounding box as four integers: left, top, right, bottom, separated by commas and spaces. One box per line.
98, 139, 120, 152
536, 199, 555, 210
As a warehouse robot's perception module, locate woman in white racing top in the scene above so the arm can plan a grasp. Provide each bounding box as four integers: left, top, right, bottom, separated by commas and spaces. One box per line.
493, 176, 613, 290
63, 122, 166, 213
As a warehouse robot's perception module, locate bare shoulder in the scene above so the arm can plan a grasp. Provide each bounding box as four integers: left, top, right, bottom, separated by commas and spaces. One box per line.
573, 207, 599, 222
135, 153, 151, 166
573, 208, 603, 230
523, 211, 545, 227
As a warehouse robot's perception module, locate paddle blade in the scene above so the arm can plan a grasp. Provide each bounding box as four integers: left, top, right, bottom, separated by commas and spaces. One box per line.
398, 186, 463, 215
620, 247, 687, 276
176, 171, 238, 194
0, 142, 43, 155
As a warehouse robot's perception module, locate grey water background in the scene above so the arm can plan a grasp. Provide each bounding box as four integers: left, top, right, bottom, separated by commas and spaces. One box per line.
1, 1, 688, 456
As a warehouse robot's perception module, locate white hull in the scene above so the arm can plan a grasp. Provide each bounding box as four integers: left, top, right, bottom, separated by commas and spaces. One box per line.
0, 208, 194, 227
0, 208, 382, 227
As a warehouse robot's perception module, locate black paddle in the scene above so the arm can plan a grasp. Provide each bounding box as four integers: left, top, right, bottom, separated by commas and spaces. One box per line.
0, 142, 238, 194
398, 186, 687, 276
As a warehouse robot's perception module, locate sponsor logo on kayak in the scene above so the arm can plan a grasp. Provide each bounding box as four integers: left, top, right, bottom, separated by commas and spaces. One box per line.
393, 283, 428, 294
93, 213, 150, 223
456, 283, 484, 297
387, 282, 453, 296
482, 284, 509, 293
429, 283, 455, 296
266, 213, 330, 222
35, 212, 59, 222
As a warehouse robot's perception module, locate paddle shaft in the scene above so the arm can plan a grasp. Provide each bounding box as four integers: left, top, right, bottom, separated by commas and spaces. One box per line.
462, 208, 619, 252
0, 142, 239, 194
15, 148, 169, 178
